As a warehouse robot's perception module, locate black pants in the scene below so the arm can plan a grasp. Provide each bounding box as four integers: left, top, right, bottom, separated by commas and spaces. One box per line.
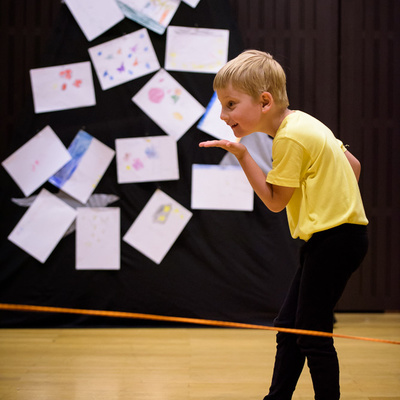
263, 224, 369, 400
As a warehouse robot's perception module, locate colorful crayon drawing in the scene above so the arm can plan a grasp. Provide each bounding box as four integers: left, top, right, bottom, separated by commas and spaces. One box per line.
88, 28, 160, 90
123, 189, 192, 264
29, 61, 96, 113
115, 135, 179, 183
165, 26, 229, 74
1, 126, 72, 197
49, 130, 115, 204
132, 69, 205, 141
76, 207, 120, 270
116, 0, 180, 35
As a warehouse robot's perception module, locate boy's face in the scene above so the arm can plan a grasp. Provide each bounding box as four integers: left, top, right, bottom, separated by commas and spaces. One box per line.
217, 84, 264, 138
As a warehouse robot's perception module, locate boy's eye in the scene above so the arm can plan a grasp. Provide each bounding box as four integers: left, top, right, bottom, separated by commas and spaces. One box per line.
227, 101, 235, 108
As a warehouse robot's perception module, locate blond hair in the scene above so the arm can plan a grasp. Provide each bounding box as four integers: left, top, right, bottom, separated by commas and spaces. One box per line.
213, 50, 289, 108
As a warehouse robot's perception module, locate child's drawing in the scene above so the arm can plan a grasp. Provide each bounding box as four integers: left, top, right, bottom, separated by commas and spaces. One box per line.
182, 0, 201, 8
116, 0, 180, 35
165, 26, 229, 74
76, 207, 120, 270
191, 164, 254, 211
64, 0, 124, 41
88, 28, 160, 90
132, 69, 205, 140
8, 189, 77, 263
123, 189, 192, 264
1, 126, 71, 197
49, 130, 115, 204
115, 135, 179, 183
30, 61, 96, 113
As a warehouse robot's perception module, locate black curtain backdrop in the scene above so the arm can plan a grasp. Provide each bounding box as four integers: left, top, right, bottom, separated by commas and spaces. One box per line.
0, 0, 301, 328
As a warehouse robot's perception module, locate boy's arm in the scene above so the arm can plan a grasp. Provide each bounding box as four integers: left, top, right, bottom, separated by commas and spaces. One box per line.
199, 140, 294, 212
344, 150, 361, 182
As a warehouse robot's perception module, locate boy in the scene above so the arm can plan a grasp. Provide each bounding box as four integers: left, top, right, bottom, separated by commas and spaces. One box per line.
199, 50, 369, 399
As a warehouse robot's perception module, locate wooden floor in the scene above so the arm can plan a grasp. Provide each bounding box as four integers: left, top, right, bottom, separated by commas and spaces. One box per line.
0, 313, 399, 400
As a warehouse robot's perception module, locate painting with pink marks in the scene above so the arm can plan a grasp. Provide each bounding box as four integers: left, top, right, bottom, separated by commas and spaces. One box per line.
29, 61, 96, 113
132, 69, 205, 141
1, 126, 71, 197
115, 135, 179, 184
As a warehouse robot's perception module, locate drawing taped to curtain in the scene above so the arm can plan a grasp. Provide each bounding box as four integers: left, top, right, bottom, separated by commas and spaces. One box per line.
29, 61, 96, 113
76, 207, 120, 270
1, 126, 72, 197
48, 130, 115, 204
115, 135, 179, 183
88, 28, 160, 90
123, 189, 192, 264
165, 26, 229, 74
116, 0, 181, 35
64, 0, 124, 42
8, 189, 77, 264
132, 69, 205, 140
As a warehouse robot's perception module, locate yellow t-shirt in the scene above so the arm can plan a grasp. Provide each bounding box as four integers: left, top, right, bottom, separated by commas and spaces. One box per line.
266, 111, 368, 241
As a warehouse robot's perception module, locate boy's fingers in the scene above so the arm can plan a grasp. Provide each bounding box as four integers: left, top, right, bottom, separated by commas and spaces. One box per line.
199, 140, 231, 148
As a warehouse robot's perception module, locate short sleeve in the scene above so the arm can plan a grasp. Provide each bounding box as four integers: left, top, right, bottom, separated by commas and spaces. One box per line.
266, 138, 304, 188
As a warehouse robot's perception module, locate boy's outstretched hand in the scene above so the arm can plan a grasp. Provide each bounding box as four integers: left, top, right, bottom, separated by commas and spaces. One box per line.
199, 140, 247, 160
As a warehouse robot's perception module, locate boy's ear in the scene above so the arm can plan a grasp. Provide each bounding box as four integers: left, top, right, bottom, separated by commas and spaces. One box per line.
260, 92, 273, 111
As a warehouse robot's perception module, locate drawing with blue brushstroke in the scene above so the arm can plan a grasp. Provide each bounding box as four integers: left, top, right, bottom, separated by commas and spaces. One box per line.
49, 130, 92, 188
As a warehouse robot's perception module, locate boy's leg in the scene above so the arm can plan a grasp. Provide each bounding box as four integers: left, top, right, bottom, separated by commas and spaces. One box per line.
295, 224, 368, 400
263, 224, 368, 400
263, 265, 306, 400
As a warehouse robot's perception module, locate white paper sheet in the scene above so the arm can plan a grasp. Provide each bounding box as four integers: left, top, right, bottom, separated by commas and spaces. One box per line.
165, 26, 229, 74
8, 189, 77, 263
76, 207, 120, 270
197, 91, 236, 140
116, 0, 180, 35
30, 61, 96, 113
64, 0, 124, 41
123, 189, 192, 264
191, 164, 254, 211
115, 135, 179, 183
49, 130, 115, 204
182, 0, 200, 8
132, 69, 205, 141
88, 28, 160, 90
1, 126, 72, 197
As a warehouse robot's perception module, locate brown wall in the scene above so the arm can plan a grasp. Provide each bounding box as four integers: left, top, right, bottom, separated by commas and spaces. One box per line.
229, 0, 400, 310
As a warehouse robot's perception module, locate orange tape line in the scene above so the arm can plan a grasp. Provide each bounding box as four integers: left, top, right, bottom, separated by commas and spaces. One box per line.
0, 303, 399, 345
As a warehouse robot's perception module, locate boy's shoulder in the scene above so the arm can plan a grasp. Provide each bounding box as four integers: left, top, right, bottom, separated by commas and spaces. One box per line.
277, 111, 333, 142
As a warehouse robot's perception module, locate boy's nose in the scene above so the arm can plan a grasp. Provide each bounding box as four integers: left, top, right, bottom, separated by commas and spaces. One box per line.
220, 110, 228, 122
